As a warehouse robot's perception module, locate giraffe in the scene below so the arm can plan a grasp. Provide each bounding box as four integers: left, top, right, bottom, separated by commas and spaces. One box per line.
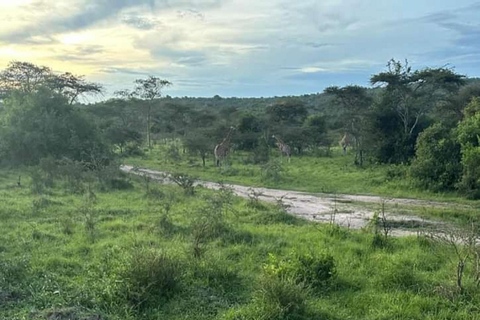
340, 133, 352, 155
272, 135, 291, 163
214, 126, 236, 167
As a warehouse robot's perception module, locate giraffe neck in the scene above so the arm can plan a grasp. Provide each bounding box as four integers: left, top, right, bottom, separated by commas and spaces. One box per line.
221, 128, 234, 147
275, 137, 285, 147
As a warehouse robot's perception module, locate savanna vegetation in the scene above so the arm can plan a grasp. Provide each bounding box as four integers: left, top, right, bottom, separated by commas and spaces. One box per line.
1, 59, 480, 319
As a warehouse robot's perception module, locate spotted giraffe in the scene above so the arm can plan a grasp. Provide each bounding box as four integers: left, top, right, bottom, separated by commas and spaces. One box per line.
272, 135, 291, 163
340, 133, 353, 155
214, 126, 236, 167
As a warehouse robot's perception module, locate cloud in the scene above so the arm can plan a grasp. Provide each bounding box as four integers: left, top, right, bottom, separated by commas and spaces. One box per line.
122, 15, 161, 30
0, 0, 224, 43
1, 0, 480, 97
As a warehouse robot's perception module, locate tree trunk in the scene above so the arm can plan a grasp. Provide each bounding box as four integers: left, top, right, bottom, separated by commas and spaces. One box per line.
147, 104, 151, 149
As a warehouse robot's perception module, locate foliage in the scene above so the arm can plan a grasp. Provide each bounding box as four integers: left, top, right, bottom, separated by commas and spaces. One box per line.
0, 88, 112, 166
410, 124, 462, 191
263, 252, 336, 288
0, 61, 102, 103
122, 249, 181, 308
457, 98, 480, 198
184, 129, 214, 167
370, 59, 464, 164
169, 173, 196, 195
261, 160, 284, 183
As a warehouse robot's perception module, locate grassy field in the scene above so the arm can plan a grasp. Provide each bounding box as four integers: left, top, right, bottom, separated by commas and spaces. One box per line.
2, 168, 480, 320
124, 145, 475, 204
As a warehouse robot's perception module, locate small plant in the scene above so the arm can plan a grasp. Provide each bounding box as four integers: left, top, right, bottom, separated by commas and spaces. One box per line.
261, 159, 284, 183
142, 174, 152, 194
274, 194, 290, 213
165, 144, 181, 163
252, 275, 307, 320
247, 188, 265, 210
245, 258, 308, 320
190, 205, 227, 258
31, 197, 49, 214
57, 159, 87, 194
428, 222, 480, 294
81, 206, 96, 243
218, 182, 235, 216
122, 249, 180, 309
30, 169, 47, 195
330, 193, 338, 225
158, 193, 176, 236
170, 173, 196, 196
60, 217, 75, 235
263, 251, 337, 288
367, 200, 392, 248
380, 200, 392, 241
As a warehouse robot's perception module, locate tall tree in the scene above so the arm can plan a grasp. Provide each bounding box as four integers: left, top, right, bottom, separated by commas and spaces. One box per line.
371, 59, 465, 138
124, 76, 172, 148
48, 72, 103, 105
0, 61, 51, 96
0, 61, 103, 104
324, 85, 372, 165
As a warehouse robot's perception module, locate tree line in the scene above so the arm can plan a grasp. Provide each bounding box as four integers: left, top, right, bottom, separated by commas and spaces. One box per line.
1, 59, 480, 197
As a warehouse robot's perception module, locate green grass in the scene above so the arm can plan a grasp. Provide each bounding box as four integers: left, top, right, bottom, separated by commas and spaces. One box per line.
2, 168, 480, 319
124, 145, 477, 205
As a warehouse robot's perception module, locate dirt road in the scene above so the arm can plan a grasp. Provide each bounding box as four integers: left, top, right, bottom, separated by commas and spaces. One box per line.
121, 165, 469, 236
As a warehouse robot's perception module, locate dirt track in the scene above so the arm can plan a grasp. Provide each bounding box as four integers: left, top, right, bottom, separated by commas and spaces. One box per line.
121, 165, 469, 237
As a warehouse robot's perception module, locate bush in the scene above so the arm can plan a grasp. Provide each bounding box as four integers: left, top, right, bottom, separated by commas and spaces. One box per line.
457, 99, 480, 198
190, 205, 228, 258
0, 88, 112, 166
263, 252, 336, 288
380, 261, 422, 291
170, 173, 196, 196
410, 124, 461, 191
249, 275, 307, 320
122, 249, 181, 308
261, 160, 284, 183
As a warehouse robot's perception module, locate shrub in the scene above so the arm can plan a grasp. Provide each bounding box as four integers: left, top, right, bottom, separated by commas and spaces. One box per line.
122, 249, 181, 308
410, 124, 461, 191
261, 160, 284, 183
95, 163, 133, 191
380, 261, 422, 291
30, 169, 49, 194
264, 252, 336, 288
190, 205, 228, 258
170, 173, 196, 196
250, 274, 307, 320
57, 159, 87, 194
165, 144, 181, 163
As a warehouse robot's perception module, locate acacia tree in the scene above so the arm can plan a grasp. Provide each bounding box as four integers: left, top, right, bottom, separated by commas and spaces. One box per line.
0, 61, 51, 95
118, 76, 172, 148
371, 59, 465, 138
0, 61, 102, 104
48, 72, 103, 105
324, 85, 372, 165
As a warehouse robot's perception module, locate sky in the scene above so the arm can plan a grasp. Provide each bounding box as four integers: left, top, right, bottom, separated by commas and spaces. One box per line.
0, 0, 479, 99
